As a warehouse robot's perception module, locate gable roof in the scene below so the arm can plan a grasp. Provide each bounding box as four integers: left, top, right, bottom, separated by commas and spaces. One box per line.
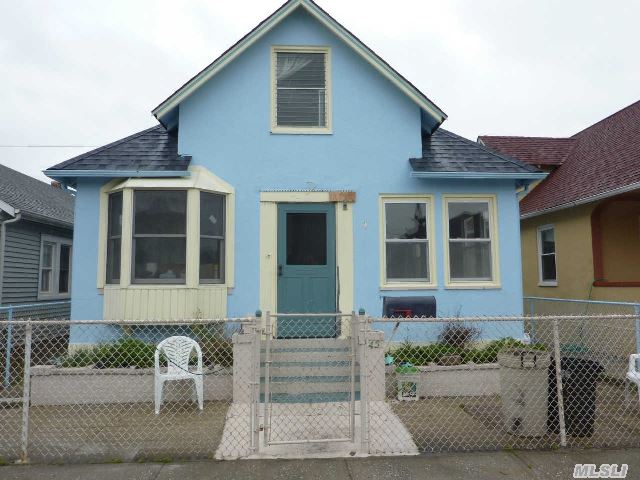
0, 163, 74, 227
409, 129, 544, 179
483, 100, 640, 217
152, 0, 446, 132
45, 125, 191, 180
478, 136, 576, 167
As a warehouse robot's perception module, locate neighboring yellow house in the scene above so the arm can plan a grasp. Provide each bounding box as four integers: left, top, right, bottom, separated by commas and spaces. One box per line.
480, 100, 640, 305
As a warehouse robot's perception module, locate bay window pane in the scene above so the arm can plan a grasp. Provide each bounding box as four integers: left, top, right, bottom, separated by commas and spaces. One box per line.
108, 192, 123, 236
200, 193, 225, 237
541, 254, 556, 281
134, 237, 186, 281
386, 242, 429, 281
449, 241, 492, 280
106, 238, 121, 284
449, 202, 490, 239
134, 190, 186, 235
200, 238, 223, 281
385, 203, 427, 239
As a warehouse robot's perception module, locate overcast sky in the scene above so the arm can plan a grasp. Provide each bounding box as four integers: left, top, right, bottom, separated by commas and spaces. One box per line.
1, 0, 639, 182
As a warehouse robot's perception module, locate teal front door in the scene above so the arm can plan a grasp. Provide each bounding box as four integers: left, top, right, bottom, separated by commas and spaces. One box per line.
277, 203, 337, 338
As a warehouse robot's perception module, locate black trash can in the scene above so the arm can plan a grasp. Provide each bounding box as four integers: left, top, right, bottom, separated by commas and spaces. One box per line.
548, 357, 604, 437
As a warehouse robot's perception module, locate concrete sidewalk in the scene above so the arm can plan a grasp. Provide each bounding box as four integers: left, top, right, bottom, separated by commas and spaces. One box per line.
1, 448, 638, 480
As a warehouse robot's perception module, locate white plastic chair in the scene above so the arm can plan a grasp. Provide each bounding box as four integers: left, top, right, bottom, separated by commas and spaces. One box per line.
626, 354, 640, 404
155, 336, 203, 414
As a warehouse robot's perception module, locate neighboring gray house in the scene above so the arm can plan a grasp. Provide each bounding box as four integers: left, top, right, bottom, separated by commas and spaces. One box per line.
0, 163, 74, 319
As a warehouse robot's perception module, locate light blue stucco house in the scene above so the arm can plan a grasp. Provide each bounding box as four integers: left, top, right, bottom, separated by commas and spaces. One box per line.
45, 0, 543, 343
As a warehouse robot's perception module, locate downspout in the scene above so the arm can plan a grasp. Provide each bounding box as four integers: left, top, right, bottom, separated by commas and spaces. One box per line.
0, 211, 22, 305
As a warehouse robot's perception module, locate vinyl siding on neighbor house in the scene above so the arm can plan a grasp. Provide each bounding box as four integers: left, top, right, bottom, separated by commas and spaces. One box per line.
1, 220, 72, 317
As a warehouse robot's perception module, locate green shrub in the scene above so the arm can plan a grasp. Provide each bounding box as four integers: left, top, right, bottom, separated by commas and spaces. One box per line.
61, 338, 156, 369
387, 337, 546, 366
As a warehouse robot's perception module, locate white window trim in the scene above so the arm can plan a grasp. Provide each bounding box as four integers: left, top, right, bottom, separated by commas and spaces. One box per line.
38, 234, 72, 300
443, 195, 501, 289
379, 194, 437, 290
96, 166, 235, 291
537, 224, 558, 287
270, 45, 332, 135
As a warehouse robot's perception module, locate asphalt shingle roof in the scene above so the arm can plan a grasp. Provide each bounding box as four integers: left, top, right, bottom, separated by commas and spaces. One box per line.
410, 129, 540, 175
47, 125, 191, 172
478, 136, 576, 166
0, 163, 74, 226
482, 100, 640, 216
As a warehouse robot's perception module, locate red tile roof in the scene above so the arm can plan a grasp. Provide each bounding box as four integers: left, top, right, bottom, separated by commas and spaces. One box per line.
477, 136, 576, 166
480, 100, 640, 216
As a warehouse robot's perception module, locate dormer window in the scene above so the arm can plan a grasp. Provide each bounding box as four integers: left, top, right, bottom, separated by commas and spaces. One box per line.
271, 46, 331, 134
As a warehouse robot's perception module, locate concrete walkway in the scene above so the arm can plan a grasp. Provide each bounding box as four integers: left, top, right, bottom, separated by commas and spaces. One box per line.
1, 448, 638, 480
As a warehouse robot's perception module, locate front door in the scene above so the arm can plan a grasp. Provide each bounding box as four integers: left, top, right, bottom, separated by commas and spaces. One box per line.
277, 203, 337, 338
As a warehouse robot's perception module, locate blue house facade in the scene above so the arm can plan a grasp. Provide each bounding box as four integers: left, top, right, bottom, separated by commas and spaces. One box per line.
46, 0, 543, 343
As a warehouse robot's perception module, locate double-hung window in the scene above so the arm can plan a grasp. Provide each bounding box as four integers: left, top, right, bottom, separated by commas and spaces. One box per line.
132, 190, 187, 283
445, 196, 499, 286
381, 196, 434, 287
38, 235, 72, 299
537, 225, 557, 285
199, 192, 225, 283
272, 47, 331, 133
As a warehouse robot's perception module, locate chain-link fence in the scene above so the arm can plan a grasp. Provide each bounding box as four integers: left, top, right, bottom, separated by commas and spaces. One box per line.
0, 312, 639, 464
369, 313, 640, 454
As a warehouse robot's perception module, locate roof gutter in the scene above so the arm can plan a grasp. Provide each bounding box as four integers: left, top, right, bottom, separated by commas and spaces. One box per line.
0, 210, 22, 306
521, 180, 640, 219
43, 170, 191, 180
410, 171, 547, 180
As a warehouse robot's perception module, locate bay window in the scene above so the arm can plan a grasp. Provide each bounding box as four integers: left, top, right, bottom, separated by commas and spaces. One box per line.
132, 190, 187, 283
445, 196, 499, 287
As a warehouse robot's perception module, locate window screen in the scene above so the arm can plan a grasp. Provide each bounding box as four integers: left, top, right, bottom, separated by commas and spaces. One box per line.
275, 51, 327, 128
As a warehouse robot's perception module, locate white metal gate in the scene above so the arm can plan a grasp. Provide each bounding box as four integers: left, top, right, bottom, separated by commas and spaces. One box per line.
262, 312, 358, 446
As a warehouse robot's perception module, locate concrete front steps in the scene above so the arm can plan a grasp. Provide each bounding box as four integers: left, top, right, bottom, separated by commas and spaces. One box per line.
260, 338, 360, 403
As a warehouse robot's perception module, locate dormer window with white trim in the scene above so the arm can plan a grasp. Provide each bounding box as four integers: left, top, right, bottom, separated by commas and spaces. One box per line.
271, 46, 331, 134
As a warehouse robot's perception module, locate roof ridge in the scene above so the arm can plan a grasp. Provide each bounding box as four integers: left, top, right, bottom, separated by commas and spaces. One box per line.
571, 99, 640, 138
48, 124, 164, 170
478, 135, 573, 141
438, 128, 538, 173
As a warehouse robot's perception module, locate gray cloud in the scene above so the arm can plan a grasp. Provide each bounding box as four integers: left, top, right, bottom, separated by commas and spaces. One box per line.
1, 0, 638, 181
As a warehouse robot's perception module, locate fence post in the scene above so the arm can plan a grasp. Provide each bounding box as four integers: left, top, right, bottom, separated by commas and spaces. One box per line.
357, 308, 369, 453
349, 311, 356, 441
3, 306, 13, 388
635, 305, 640, 355
250, 310, 262, 454
263, 311, 272, 446
552, 319, 567, 448
20, 320, 32, 463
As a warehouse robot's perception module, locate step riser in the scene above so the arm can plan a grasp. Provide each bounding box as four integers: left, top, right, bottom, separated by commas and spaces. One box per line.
262, 366, 357, 377
262, 352, 352, 362
264, 383, 359, 394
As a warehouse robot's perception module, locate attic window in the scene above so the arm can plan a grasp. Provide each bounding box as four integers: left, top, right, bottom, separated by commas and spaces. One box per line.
272, 47, 331, 133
